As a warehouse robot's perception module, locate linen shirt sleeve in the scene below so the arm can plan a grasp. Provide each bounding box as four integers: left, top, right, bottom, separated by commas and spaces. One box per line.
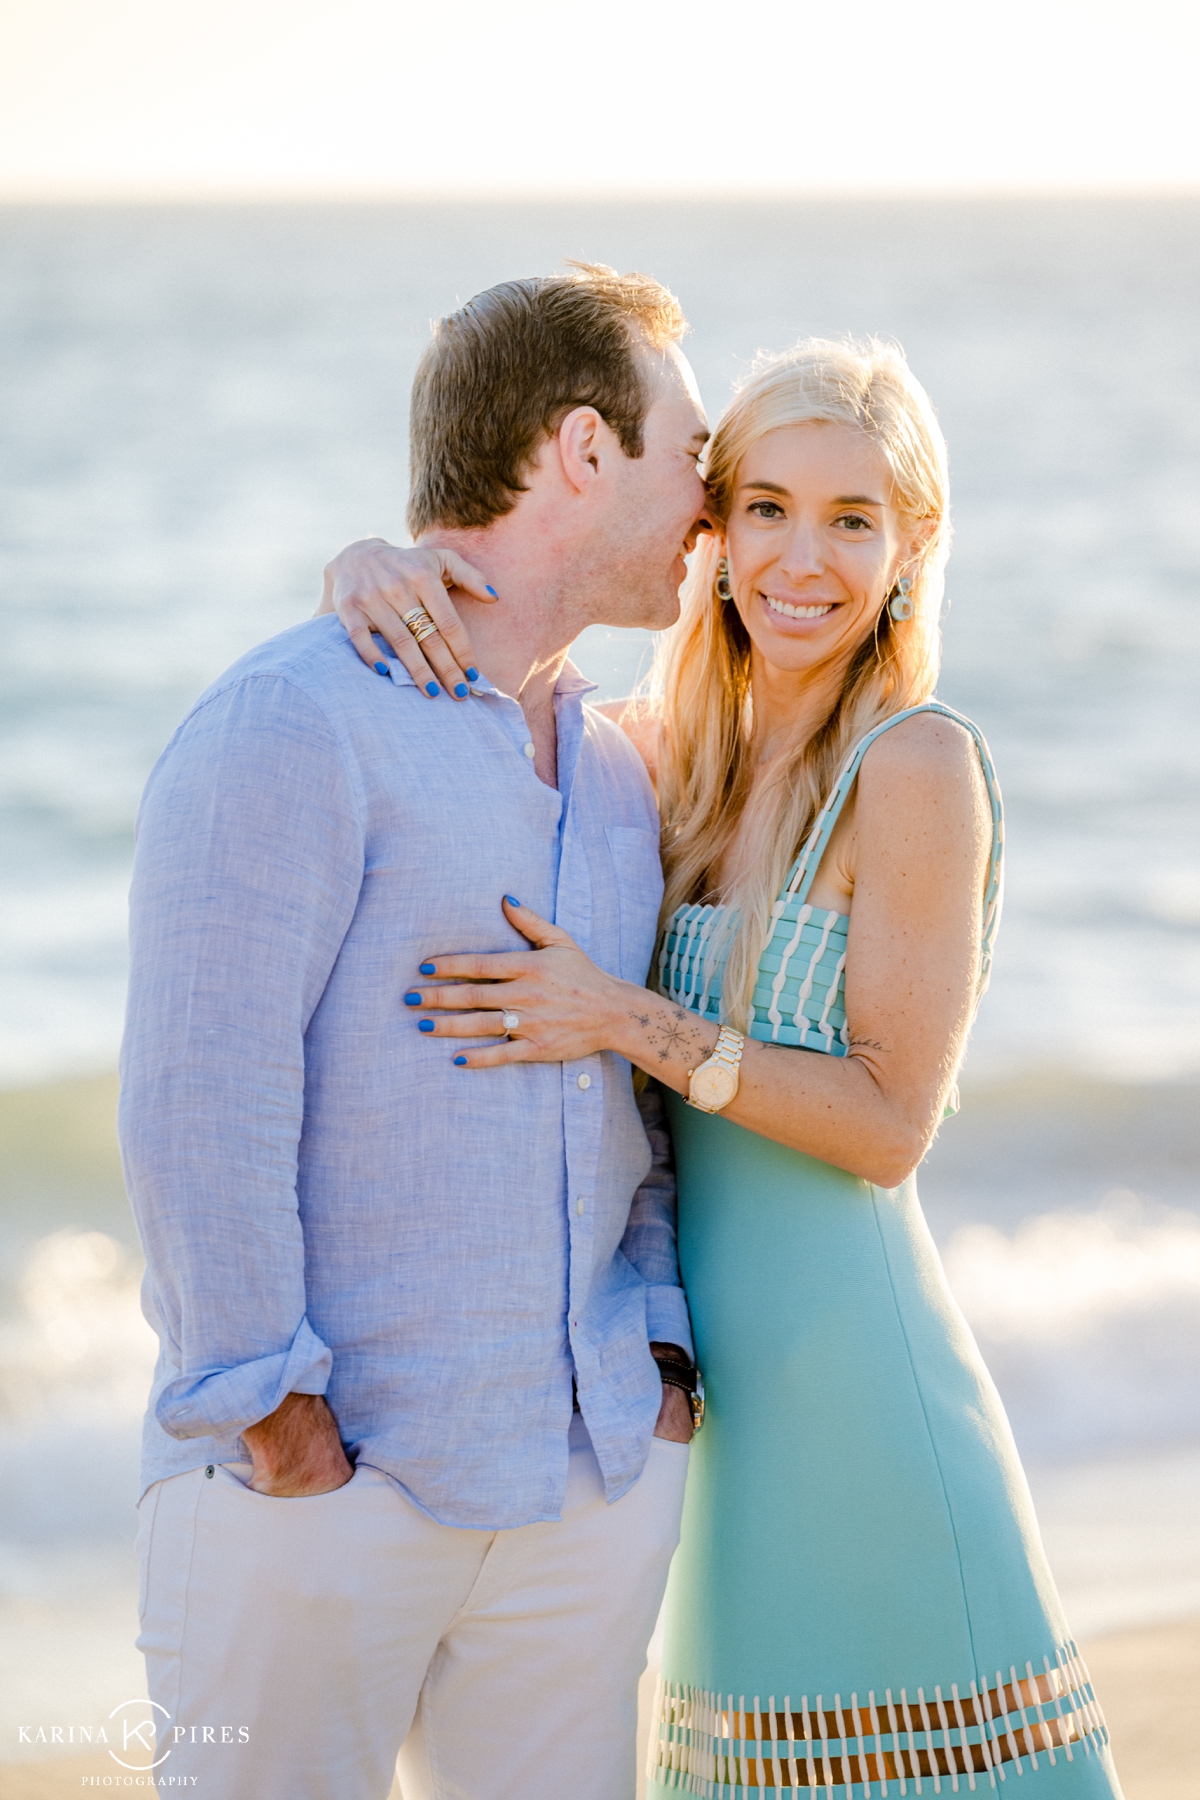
118, 674, 364, 1441
618, 1079, 694, 1360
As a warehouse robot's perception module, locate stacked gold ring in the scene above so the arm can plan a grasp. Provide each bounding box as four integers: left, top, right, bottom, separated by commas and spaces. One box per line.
400, 604, 440, 645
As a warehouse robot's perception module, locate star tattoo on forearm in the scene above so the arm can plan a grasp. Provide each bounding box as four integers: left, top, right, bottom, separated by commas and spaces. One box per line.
626, 1002, 714, 1069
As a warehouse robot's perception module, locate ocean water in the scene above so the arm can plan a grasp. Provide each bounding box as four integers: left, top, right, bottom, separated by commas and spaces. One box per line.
1, 199, 1198, 1748
3, 197, 1200, 1088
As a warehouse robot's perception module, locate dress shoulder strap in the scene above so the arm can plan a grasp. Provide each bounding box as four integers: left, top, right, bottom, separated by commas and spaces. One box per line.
779, 700, 1004, 996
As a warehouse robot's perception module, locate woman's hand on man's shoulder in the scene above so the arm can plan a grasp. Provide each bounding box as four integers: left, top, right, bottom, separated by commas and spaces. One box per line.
316, 537, 497, 699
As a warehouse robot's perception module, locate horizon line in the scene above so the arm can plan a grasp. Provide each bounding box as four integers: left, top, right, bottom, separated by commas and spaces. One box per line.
2, 179, 1200, 208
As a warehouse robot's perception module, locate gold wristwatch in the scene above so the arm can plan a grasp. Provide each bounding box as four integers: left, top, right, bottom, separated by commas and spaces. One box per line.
686, 1025, 745, 1113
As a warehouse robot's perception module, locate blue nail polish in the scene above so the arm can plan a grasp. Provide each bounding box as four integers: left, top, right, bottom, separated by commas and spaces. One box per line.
419, 962, 436, 975
485, 586, 498, 598
465, 667, 479, 682
418, 1019, 435, 1033
404, 992, 422, 1007
453, 1055, 468, 1066
504, 895, 520, 907
374, 661, 389, 675
454, 683, 468, 698
426, 681, 440, 697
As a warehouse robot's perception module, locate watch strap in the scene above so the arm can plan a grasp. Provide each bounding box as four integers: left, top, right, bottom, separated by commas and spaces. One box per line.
655, 1361, 699, 1395
652, 1354, 706, 1431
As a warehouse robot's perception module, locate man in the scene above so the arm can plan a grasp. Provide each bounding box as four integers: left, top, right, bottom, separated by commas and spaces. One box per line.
119, 264, 711, 1799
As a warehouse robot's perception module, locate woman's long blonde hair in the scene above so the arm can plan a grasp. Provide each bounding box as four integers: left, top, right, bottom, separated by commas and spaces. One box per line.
652, 336, 951, 1031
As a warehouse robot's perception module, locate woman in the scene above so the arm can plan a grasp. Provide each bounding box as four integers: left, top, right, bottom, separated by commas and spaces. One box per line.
321, 339, 1121, 1797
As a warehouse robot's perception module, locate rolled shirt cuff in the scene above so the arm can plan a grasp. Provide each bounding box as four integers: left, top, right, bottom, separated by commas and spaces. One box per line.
644, 1283, 694, 1363
154, 1316, 333, 1440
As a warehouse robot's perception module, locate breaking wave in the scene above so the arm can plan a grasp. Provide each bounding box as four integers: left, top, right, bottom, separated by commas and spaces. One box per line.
944, 1191, 1200, 1460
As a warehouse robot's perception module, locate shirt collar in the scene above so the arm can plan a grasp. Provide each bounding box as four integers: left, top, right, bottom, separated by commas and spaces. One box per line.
554, 658, 598, 701
372, 641, 597, 702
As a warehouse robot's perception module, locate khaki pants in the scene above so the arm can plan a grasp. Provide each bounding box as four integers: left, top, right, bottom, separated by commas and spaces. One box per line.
136, 1416, 689, 1800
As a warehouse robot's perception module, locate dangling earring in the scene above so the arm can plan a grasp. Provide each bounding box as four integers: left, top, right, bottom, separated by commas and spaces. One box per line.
715, 557, 733, 602
889, 576, 914, 621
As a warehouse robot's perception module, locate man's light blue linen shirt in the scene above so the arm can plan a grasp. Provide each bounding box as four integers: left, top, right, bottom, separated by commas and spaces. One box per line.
119, 616, 691, 1529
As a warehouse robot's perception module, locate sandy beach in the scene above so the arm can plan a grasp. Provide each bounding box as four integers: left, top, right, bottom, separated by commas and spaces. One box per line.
0, 1612, 1192, 1798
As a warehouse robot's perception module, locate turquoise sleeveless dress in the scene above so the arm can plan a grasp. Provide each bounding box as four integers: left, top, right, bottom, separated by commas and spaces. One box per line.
647, 703, 1121, 1799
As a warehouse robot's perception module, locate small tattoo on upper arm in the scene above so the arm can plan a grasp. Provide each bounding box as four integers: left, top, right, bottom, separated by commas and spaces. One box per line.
849, 1036, 884, 1052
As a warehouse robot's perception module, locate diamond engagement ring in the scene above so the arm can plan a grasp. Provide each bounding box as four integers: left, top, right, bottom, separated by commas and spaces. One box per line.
502, 1013, 520, 1033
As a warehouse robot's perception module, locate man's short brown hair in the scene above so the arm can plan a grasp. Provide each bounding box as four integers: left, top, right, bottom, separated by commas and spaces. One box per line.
406, 262, 687, 537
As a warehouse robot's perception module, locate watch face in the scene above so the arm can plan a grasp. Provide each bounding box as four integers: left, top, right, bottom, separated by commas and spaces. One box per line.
692, 1061, 738, 1111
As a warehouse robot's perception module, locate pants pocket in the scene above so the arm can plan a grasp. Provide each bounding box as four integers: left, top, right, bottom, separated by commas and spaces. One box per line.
135, 1481, 162, 1623
213, 1460, 380, 1503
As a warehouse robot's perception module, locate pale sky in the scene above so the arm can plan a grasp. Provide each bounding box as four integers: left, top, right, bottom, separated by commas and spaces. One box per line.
1, 0, 1198, 198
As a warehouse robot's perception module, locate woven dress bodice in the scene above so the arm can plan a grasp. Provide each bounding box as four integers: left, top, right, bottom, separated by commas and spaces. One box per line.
656, 701, 1004, 1057
659, 898, 853, 1055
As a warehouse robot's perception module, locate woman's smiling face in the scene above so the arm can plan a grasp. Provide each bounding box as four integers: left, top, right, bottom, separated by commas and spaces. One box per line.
723, 421, 920, 679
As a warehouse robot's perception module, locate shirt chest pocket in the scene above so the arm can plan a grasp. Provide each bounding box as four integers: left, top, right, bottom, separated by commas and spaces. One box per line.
604, 825, 663, 983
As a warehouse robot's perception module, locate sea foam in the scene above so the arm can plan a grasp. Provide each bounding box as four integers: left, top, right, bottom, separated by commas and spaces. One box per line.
945, 1191, 1200, 1460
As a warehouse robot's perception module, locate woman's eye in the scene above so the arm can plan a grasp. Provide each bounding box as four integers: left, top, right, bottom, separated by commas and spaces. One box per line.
836, 513, 872, 531
749, 500, 784, 519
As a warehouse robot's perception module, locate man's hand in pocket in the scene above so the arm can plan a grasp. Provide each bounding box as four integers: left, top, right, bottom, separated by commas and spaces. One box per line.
242, 1393, 354, 1496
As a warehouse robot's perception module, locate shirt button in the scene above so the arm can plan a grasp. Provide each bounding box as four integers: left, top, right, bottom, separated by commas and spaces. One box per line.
577, 1073, 591, 1090
523, 742, 536, 759
576, 1196, 585, 1216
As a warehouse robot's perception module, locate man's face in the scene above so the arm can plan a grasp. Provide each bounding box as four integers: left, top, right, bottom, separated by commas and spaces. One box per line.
589, 343, 710, 631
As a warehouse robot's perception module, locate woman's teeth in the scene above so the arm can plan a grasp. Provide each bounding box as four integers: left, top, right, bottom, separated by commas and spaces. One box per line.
765, 595, 833, 619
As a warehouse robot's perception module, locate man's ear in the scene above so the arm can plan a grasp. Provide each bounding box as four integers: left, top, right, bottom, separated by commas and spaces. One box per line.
555, 406, 610, 495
